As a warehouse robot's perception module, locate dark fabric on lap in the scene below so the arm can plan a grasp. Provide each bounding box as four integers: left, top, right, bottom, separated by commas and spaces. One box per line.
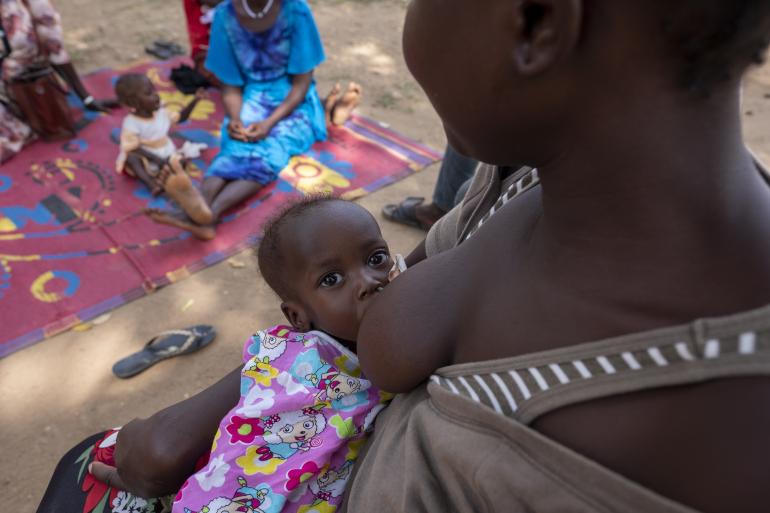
36, 431, 166, 513
36, 432, 106, 513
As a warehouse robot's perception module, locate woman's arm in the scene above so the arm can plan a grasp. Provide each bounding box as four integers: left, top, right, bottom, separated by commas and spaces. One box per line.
266, 72, 313, 127
244, 72, 313, 141
221, 85, 248, 141
405, 239, 427, 267
177, 89, 206, 124
90, 365, 241, 498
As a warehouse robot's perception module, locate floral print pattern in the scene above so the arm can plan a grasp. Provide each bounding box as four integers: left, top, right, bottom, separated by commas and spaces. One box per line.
226, 415, 265, 444
173, 326, 391, 513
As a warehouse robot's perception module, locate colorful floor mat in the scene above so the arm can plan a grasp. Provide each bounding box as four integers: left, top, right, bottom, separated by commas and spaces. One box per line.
0, 58, 441, 357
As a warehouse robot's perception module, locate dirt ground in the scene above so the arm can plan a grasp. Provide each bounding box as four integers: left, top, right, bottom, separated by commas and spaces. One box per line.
3, 1, 770, 512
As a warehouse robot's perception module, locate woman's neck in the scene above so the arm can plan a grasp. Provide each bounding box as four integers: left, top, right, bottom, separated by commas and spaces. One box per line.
528, 82, 770, 315
537, 84, 768, 249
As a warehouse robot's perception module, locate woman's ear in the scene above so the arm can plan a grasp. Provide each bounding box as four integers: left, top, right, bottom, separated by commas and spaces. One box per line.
281, 301, 311, 332
510, 0, 582, 76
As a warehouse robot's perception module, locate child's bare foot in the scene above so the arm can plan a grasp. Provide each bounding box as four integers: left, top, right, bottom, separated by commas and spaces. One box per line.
331, 82, 362, 126
159, 156, 214, 226
324, 83, 342, 125
145, 208, 216, 241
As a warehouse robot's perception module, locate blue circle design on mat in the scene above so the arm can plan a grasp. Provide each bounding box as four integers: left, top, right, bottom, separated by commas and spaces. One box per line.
62, 139, 89, 153
30, 270, 81, 303
0, 174, 12, 192
53, 270, 81, 297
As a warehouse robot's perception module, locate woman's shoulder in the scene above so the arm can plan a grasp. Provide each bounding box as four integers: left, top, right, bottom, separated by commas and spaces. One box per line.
211, 0, 234, 24
286, 0, 315, 20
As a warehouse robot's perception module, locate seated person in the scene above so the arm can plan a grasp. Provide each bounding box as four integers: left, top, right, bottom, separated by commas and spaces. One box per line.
114, 73, 212, 225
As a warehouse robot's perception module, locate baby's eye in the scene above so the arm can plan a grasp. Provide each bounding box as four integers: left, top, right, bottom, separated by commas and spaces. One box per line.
320, 272, 343, 288
368, 250, 390, 267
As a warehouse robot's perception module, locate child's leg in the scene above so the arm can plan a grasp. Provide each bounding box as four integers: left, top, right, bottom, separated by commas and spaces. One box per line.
158, 154, 214, 226
125, 153, 162, 195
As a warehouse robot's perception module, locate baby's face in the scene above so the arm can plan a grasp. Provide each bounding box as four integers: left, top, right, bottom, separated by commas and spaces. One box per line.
127, 77, 161, 114
282, 202, 392, 343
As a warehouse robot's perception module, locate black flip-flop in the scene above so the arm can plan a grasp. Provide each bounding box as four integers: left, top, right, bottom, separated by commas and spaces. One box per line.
145, 44, 174, 60
112, 325, 216, 379
381, 196, 430, 230
153, 40, 185, 55
145, 41, 185, 61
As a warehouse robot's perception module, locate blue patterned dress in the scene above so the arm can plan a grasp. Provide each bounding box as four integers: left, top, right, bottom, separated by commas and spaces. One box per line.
204, 0, 327, 183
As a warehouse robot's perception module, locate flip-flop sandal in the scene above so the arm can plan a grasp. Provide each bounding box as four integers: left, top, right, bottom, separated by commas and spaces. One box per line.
153, 40, 185, 55
381, 196, 431, 230
112, 325, 216, 379
145, 44, 174, 60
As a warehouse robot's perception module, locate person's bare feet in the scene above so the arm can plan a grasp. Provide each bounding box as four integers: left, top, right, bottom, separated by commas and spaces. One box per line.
159, 156, 214, 226
324, 83, 342, 126
144, 208, 216, 241
331, 82, 362, 126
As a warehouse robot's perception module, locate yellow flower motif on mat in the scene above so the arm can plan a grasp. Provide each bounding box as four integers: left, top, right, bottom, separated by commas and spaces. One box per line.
145, 68, 173, 88
280, 156, 350, 195
340, 188, 367, 201
298, 503, 336, 513
332, 354, 361, 378
186, 161, 203, 179
236, 446, 282, 475
211, 428, 222, 452
244, 360, 279, 386
158, 91, 216, 121
0, 216, 17, 232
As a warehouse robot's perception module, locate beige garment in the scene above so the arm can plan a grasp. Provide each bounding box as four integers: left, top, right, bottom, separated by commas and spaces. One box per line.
342, 164, 770, 513
425, 164, 537, 257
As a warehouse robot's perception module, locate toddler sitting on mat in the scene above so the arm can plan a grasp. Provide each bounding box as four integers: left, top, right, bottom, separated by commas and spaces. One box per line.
114, 73, 213, 226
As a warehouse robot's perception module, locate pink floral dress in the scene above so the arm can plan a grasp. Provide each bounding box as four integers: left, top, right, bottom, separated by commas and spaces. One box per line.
0, 0, 69, 162
172, 326, 392, 513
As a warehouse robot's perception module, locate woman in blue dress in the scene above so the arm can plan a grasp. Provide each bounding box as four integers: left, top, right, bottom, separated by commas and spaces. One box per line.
148, 0, 327, 240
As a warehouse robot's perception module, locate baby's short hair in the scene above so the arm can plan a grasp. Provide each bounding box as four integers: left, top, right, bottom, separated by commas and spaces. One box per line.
256, 195, 341, 300
114, 73, 148, 106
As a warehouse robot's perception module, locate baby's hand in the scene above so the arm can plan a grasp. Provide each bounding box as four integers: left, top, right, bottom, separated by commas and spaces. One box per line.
388, 254, 407, 282
194, 88, 208, 100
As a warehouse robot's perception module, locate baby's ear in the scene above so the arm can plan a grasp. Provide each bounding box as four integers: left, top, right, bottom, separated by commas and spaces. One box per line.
281, 301, 310, 332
